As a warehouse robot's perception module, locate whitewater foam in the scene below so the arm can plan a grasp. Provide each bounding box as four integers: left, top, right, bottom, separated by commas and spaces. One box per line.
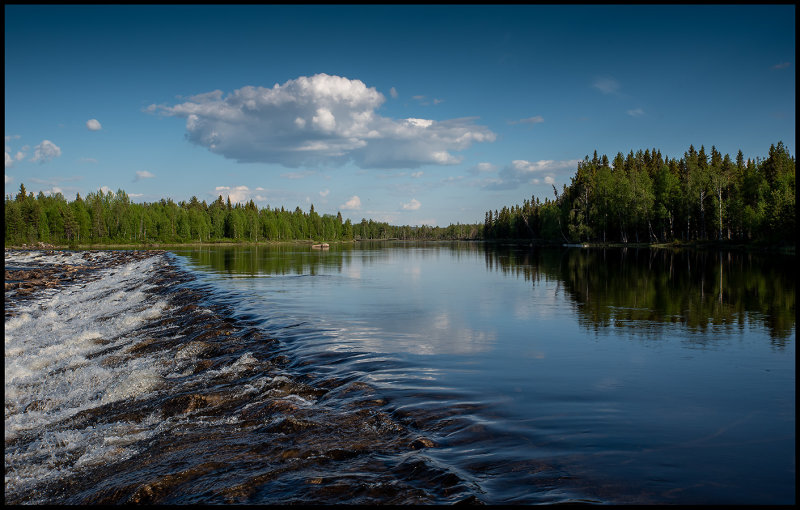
4, 252, 172, 497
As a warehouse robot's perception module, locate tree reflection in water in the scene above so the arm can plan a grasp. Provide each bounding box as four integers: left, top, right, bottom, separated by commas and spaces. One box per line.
483, 246, 795, 346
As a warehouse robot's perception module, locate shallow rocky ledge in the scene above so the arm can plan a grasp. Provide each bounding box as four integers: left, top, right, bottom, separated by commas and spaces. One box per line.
4, 249, 166, 319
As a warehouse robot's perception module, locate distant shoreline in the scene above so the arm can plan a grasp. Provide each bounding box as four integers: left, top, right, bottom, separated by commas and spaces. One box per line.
5, 238, 794, 255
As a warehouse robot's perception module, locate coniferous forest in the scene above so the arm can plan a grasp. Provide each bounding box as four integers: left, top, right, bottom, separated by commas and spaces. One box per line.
483, 142, 795, 245
4, 142, 795, 247
4, 184, 479, 246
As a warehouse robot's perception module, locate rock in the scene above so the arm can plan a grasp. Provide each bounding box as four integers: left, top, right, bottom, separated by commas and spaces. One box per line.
409, 437, 436, 449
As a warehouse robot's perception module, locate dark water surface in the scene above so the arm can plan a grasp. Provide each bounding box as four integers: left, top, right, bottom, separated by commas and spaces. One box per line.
168, 242, 795, 504
5, 243, 794, 504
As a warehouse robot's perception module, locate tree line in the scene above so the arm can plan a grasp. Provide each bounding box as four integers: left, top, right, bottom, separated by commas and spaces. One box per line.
483, 141, 795, 245
4, 186, 482, 246
4, 141, 794, 247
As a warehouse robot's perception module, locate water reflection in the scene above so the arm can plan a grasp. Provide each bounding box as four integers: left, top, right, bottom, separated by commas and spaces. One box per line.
174, 243, 794, 347
484, 246, 795, 345
166, 242, 794, 504
172, 243, 497, 356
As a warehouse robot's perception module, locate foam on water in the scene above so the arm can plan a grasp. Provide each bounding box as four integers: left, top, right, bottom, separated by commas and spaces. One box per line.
4, 252, 171, 496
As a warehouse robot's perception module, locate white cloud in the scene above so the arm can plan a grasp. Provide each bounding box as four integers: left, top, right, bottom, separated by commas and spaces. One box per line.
5, 152, 12, 168
512, 160, 546, 172
5, 174, 12, 184
431, 150, 461, 164
86, 119, 102, 131
475, 162, 496, 172
79, 157, 98, 164
390, 87, 398, 99
214, 185, 260, 204
772, 62, 791, 70
319, 189, 330, 197
627, 108, 645, 117
593, 77, 620, 94
340, 195, 361, 210
402, 198, 421, 211
411, 171, 423, 178
151, 74, 495, 169
31, 140, 62, 164
134, 170, 155, 181
433, 98, 444, 105
15, 152, 25, 161
100, 186, 112, 194
484, 158, 580, 190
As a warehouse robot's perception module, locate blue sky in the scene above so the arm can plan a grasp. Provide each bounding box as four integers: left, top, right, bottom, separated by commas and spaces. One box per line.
4, 5, 795, 227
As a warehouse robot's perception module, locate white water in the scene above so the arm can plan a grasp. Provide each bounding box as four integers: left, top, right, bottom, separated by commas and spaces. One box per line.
5, 252, 170, 497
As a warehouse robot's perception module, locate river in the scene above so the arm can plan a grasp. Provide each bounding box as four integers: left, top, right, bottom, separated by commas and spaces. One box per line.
4, 242, 795, 504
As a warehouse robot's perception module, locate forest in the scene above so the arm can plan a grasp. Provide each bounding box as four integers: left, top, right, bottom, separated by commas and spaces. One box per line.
4, 184, 479, 246
483, 141, 795, 245
4, 141, 794, 247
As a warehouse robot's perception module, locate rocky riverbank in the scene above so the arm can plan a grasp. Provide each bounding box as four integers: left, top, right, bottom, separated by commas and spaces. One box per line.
4, 249, 166, 319
5, 248, 458, 505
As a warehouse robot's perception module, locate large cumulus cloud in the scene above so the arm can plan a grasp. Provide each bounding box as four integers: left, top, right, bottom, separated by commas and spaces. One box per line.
151, 73, 495, 169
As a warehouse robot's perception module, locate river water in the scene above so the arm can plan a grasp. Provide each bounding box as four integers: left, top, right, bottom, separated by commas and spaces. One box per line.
4, 243, 795, 504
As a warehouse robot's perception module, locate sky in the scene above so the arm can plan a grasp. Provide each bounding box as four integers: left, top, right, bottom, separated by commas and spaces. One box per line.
4, 5, 795, 227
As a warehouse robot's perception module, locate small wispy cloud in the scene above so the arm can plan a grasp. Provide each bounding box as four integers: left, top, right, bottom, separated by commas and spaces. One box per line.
509, 115, 544, 125
593, 77, 620, 95
340, 195, 361, 210
412, 95, 443, 106
402, 198, 421, 211
772, 61, 791, 70
134, 170, 155, 181
79, 157, 98, 164
86, 119, 102, 131
627, 108, 645, 117
31, 140, 62, 164
390, 87, 398, 99
319, 189, 330, 197
411, 171, 423, 178
213, 185, 267, 204
470, 162, 497, 175
482, 158, 579, 190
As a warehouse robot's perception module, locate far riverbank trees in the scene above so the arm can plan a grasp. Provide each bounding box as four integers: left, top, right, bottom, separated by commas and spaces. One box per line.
5, 142, 794, 247
483, 142, 795, 245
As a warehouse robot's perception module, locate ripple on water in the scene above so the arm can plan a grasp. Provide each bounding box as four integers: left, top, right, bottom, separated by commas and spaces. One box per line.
4, 250, 478, 505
